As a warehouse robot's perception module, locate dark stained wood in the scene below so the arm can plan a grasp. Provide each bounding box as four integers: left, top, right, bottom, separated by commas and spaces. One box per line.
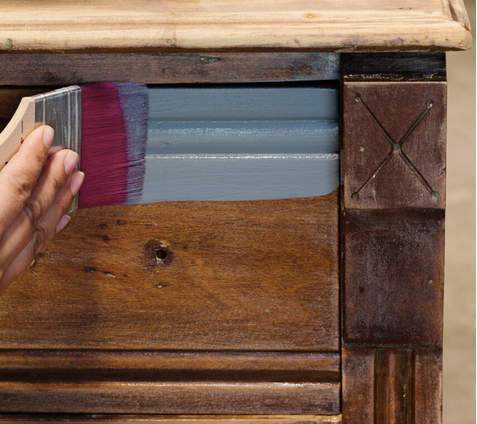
342, 348, 442, 424
0, 190, 339, 351
0, 53, 339, 85
343, 209, 444, 347
0, 415, 343, 424
0, 351, 340, 383
413, 350, 442, 423
342, 349, 374, 424
374, 349, 413, 424
343, 81, 446, 209
0, 381, 340, 415
342, 53, 446, 81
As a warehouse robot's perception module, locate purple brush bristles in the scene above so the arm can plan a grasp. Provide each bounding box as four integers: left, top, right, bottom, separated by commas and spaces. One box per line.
116, 83, 149, 204
78, 82, 148, 209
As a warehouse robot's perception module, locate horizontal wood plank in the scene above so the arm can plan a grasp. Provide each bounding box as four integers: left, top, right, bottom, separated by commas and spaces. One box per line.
0, 191, 339, 351
0, 381, 340, 414
0, 415, 343, 424
0, 1, 471, 51
0, 53, 340, 86
0, 351, 340, 382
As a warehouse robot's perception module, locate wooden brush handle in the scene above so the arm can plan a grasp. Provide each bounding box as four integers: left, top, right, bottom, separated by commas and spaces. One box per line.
0, 97, 36, 172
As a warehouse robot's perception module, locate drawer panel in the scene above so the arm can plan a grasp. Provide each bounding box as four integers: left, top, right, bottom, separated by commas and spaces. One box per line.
0, 191, 339, 351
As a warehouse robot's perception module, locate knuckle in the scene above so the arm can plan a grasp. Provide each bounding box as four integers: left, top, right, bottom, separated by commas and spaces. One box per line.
22, 197, 44, 228
7, 173, 34, 203
32, 225, 52, 255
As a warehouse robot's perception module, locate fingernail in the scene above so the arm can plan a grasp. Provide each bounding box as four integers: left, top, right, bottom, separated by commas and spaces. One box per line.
64, 151, 79, 175
56, 215, 71, 233
42, 126, 54, 148
71, 171, 85, 196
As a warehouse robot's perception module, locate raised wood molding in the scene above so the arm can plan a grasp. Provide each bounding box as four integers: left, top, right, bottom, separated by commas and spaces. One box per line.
0, 351, 340, 383
0, 415, 343, 424
0, 1, 471, 51
342, 349, 442, 424
0, 381, 340, 415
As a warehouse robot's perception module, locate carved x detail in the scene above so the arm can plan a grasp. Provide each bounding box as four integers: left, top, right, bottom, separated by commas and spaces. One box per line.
352, 93, 439, 201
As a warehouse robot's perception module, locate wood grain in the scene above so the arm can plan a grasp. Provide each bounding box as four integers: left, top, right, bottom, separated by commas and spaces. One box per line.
0, 381, 340, 414
413, 350, 442, 423
342, 349, 375, 424
0, 351, 340, 382
343, 209, 445, 347
342, 52, 446, 82
343, 82, 446, 210
0, 191, 339, 351
0, 0, 471, 51
342, 348, 442, 424
0, 53, 339, 85
0, 415, 343, 424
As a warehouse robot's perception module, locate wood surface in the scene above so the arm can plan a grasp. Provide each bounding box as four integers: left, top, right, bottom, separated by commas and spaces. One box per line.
0, 53, 340, 85
341, 59, 446, 423
0, 0, 471, 51
342, 52, 446, 82
342, 349, 442, 424
343, 209, 445, 347
0, 415, 343, 424
343, 81, 446, 209
0, 381, 340, 414
0, 190, 339, 350
0, 351, 340, 382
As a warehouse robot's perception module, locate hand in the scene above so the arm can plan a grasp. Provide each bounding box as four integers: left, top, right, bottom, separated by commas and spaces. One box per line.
0, 125, 84, 296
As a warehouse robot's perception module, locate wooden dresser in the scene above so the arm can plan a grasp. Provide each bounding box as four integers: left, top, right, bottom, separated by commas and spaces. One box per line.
0, 1, 471, 423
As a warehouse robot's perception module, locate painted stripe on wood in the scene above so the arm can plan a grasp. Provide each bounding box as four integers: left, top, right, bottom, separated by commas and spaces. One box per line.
140, 154, 338, 203
147, 120, 339, 155
148, 87, 338, 121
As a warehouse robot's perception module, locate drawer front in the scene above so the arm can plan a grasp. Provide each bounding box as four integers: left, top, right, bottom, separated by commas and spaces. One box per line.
0, 193, 339, 351
0, 81, 340, 415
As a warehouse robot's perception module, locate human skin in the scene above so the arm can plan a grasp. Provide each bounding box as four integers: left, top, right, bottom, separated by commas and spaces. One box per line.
0, 125, 84, 295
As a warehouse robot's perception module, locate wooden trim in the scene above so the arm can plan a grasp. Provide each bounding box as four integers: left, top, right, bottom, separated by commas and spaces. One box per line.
0, 381, 340, 415
0, 415, 343, 424
341, 52, 446, 82
0, 350, 340, 383
341, 54, 446, 423
0, 1, 471, 51
0, 53, 339, 86
342, 349, 442, 424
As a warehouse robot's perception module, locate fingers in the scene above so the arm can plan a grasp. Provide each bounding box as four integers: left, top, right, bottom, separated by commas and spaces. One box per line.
0, 170, 84, 295
0, 147, 79, 269
0, 126, 53, 237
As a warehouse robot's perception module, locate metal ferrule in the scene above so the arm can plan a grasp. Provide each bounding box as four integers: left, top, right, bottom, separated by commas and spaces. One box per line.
32, 86, 81, 212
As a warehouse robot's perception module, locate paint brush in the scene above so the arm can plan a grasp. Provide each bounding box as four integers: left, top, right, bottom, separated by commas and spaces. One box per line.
0, 83, 340, 210
0, 82, 149, 211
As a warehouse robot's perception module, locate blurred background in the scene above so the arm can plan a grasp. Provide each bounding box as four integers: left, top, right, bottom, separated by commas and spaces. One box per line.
444, 0, 475, 422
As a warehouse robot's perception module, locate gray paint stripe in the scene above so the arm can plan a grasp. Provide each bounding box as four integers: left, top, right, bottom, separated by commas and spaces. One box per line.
139, 154, 338, 203
148, 87, 338, 121
146, 120, 339, 155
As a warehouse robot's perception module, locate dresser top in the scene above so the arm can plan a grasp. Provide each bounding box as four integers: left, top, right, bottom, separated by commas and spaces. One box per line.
0, 0, 472, 52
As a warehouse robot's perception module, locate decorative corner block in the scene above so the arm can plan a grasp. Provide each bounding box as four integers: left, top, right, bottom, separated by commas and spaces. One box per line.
343, 82, 446, 210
